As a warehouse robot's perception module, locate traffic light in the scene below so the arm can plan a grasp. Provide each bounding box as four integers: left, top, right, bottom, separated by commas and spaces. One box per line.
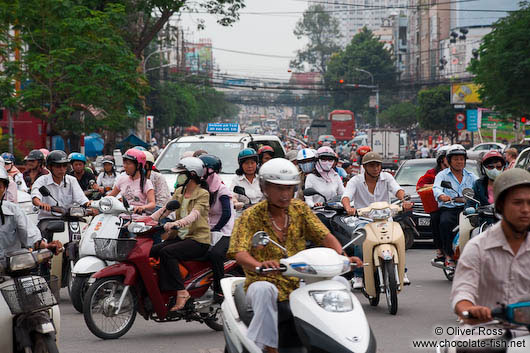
522, 116, 527, 124
146, 115, 154, 129
339, 79, 344, 84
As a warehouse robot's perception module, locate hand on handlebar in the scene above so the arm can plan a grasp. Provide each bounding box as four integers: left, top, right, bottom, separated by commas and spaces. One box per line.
39, 203, 52, 212
47, 240, 64, 255
313, 202, 323, 207
402, 201, 413, 210
163, 221, 181, 232
439, 194, 451, 203
258, 260, 282, 274
462, 305, 493, 324
349, 256, 363, 268
346, 207, 356, 216
133, 206, 145, 214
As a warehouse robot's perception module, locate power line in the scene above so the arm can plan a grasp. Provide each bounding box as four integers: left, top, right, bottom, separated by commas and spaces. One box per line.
212, 47, 293, 59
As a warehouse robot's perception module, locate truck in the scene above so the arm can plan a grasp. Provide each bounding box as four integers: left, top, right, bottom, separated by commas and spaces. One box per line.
306, 119, 331, 144
369, 129, 402, 169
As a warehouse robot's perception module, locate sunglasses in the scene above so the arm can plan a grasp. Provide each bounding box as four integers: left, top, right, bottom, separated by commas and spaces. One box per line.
484, 164, 504, 171
319, 157, 336, 161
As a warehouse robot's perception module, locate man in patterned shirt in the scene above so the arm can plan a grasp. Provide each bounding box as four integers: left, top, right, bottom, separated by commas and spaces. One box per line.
228, 158, 362, 353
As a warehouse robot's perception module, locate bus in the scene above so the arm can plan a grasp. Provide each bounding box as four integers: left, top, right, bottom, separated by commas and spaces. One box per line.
329, 110, 355, 141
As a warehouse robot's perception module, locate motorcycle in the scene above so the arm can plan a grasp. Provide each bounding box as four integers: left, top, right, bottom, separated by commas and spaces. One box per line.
82, 200, 240, 339
436, 301, 530, 353
356, 200, 408, 315
221, 231, 376, 353
0, 248, 61, 353
37, 186, 89, 298
70, 195, 134, 313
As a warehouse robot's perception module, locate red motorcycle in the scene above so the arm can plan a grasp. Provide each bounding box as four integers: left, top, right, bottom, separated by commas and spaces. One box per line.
82, 203, 240, 340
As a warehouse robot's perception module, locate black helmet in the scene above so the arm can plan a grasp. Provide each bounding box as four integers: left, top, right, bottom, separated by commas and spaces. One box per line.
46, 150, 69, 167
26, 149, 45, 162
199, 154, 222, 174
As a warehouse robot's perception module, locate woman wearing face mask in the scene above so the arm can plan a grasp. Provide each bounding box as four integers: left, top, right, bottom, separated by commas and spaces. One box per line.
295, 148, 316, 200
199, 154, 235, 302
470, 151, 506, 207
304, 146, 344, 229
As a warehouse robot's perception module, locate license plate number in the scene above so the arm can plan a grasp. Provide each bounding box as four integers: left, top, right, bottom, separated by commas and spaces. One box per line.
418, 218, 430, 226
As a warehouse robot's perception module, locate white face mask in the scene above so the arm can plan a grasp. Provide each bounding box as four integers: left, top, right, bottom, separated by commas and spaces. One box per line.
485, 168, 502, 180
299, 161, 315, 174
319, 160, 334, 171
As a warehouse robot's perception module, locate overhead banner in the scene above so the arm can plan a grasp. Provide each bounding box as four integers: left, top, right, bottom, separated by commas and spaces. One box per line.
451, 83, 481, 104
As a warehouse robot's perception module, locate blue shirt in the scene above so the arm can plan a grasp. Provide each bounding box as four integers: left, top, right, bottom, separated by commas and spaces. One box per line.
335, 167, 347, 179
433, 168, 478, 208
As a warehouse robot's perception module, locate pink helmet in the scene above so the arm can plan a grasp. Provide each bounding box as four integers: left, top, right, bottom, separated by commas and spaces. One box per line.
39, 148, 50, 157
123, 148, 147, 169
316, 146, 337, 160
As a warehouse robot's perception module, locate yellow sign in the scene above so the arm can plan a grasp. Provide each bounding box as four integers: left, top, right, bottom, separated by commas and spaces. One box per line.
451, 83, 481, 104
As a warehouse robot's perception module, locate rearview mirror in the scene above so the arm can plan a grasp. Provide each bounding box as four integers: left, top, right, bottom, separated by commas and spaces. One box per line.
303, 188, 318, 197
165, 200, 181, 211
507, 301, 530, 325
441, 181, 454, 190
39, 186, 51, 197
233, 186, 246, 196
462, 188, 475, 199
251, 231, 270, 247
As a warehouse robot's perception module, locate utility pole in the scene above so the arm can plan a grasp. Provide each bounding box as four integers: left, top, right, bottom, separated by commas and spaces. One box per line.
354, 68, 379, 128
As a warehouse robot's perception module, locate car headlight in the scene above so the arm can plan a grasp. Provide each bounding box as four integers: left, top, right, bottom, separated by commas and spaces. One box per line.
290, 262, 317, 274
69, 207, 85, 218
368, 207, 392, 220
99, 197, 113, 212
8, 252, 37, 271
310, 290, 353, 312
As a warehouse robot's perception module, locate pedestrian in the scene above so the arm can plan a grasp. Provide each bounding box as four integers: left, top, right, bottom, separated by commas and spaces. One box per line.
504, 148, 518, 169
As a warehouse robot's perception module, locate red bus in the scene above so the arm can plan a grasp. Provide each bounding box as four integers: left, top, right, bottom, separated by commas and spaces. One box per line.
329, 110, 355, 141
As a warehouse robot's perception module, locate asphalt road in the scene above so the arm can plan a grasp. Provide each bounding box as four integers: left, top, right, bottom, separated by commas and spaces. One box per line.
57, 247, 459, 353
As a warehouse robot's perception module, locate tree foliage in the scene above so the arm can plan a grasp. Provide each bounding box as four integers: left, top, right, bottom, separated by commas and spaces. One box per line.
468, 1, 530, 116
324, 28, 396, 122
379, 102, 417, 129
290, 5, 341, 74
417, 85, 456, 137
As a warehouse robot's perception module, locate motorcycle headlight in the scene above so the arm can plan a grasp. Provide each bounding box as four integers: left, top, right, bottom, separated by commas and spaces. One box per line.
99, 198, 113, 212
34, 249, 53, 264
310, 290, 353, 312
290, 262, 317, 274
127, 222, 152, 234
69, 207, 85, 218
368, 208, 392, 220
8, 252, 37, 271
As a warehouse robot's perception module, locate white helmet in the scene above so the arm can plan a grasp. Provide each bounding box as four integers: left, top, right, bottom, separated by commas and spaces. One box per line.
171, 157, 206, 177
0, 156, 4, 168
143, 151, 155, 164
446, 144, 467, 162
259, 158, 300, 186
436, 145, 451, 157
0, 166, 8, 185
297, 148, 316, 161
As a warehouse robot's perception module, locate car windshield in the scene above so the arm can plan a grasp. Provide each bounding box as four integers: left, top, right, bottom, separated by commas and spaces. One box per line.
155, 141, 243, 174
395, 160, 480, 186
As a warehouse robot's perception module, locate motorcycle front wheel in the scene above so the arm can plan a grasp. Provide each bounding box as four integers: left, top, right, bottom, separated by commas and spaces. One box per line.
70, 275, 90, 313
83, 276, 137, 339
383, 260, 398, 315
32, 332, 59, 353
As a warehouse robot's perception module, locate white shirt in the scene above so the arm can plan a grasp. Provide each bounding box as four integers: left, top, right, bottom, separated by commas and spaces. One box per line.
342, 172, 402, 209
31, 174, 89, 220
304, 173, 344, 208
0, 201, 42, 257
230, 174, 263, 205
421, 146, 429, 158
97, 172, 117, 189
13, 173, 28, 192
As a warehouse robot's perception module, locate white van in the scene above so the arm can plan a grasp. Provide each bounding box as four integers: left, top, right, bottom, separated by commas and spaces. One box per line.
155, 133, 285, 190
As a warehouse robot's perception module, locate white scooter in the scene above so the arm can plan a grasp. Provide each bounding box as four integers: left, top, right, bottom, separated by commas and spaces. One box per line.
70, 196, 134, 313
0, 249, 61, 353
221, 231, 376, 353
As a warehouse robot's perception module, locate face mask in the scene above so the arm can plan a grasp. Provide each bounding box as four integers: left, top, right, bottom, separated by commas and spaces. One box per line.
485, 168, 502, 180
175, 173, 188, 188
299, 161, 315, 174
319, 160, 334, 172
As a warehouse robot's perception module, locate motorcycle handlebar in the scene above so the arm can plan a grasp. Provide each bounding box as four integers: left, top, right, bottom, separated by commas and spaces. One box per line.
255, 265, 287, 274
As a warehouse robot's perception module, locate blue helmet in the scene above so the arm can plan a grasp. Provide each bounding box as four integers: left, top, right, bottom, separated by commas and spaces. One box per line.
133, 146, 147, 151
69, 152, 86, 164
238, 148, 258, 164
1, 152, 15, 164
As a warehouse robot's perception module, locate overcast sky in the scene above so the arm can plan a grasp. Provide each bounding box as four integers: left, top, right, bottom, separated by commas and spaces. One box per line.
180, 0, 308, 80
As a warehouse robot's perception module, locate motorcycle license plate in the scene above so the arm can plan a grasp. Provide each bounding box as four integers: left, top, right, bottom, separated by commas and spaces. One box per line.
418, 218, 430, 226
69, 222, 82, 241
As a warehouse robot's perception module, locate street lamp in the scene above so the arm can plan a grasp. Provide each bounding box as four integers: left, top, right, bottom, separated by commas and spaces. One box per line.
143, 48, 173, 73
355, 68, 380, 128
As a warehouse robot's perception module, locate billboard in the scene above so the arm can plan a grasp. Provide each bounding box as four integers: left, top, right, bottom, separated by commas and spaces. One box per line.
184, 39, 213, 76
451, 83, 481, 104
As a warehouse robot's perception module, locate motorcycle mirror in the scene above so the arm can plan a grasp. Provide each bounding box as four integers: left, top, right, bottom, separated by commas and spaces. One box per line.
165, 200, 181, 211
462, 188, 475, 199
122, 197, 130, 211
233, 186, 247, 196
39, 186, 51, 197
507, 301, 530, 325
251, 231, 270, 247
342, 228, 367, 251
303, 188, 318, 197
440, 181, 454, 190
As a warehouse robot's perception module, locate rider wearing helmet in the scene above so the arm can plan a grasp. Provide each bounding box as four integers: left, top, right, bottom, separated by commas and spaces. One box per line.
231, 148, 263, 209
227, 158, 362, 352
143, 151, 170, 211
150, 157, 211, 311
433, 144, 478, 268
31, 150, 91, 238
258, 145, 275, 166
96, 155, 117, 193
354, 145, 371, 175
452, 168, 530, 324
108, 148, 156, 214
470, 151, 506, 207
68, 152, 96, 193
23, 149, 49, 190
0, 158, 18, 202
295, 148, 317, 200
416, 145, 450, 264
1, 153, 28, 192
200, 154, 235, 302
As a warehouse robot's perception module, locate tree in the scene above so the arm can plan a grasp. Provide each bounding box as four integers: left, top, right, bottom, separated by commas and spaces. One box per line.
324, 28, 396, 121
468, 2, 530, 116
290, 4, 341, 74
417, 85, 457, 139
148, 81, 198, 129
12, 1, 146, 147
380, 102, 418, 129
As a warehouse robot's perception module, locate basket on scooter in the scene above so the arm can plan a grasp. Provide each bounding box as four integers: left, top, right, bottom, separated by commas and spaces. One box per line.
94, 238, 137, 261
0, 276, 57, 315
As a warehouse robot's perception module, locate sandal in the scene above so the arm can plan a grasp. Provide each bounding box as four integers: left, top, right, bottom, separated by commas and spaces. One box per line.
170, 293, 191, 312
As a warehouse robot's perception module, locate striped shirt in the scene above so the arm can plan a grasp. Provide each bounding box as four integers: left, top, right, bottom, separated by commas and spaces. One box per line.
451, 222, 530, 310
